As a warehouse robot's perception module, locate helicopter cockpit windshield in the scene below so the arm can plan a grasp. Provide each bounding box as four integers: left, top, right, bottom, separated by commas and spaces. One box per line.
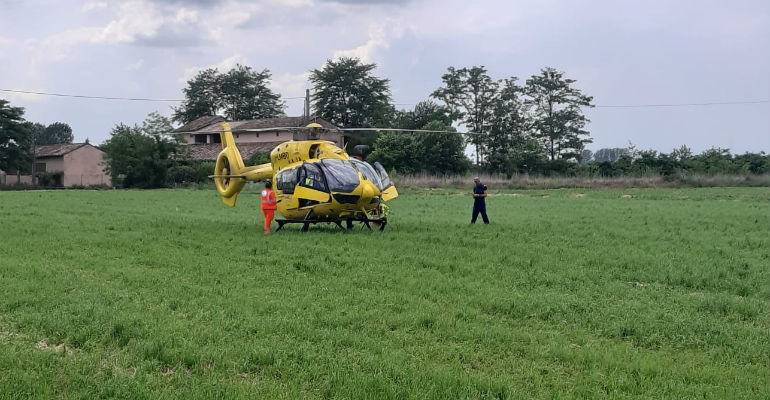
350, 159, 384, 190
373, 162, 391, 188
319, 159, 360, 192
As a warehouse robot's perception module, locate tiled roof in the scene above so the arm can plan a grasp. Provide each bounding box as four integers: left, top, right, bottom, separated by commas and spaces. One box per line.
174, 115, 226, 133
175, 116, 338, 134
183, 142, 283, 162
35, 143, 88, 157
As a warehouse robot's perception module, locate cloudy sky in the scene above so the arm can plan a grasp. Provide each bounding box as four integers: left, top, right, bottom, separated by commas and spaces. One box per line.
1, 0, 768, 153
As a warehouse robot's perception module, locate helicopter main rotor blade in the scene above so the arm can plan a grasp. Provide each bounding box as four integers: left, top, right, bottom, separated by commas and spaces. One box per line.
155, 126, 478, 137
207, 174, 248, 179
159, 126, 341, 136
339, 128, 480, 136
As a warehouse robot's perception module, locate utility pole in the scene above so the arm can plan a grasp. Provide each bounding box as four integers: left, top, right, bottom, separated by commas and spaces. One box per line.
304, 89, 311, 122
30, 129, 36, 186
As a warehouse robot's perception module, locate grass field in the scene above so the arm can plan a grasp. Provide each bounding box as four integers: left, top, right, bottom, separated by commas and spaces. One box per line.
0, 186, 768, 399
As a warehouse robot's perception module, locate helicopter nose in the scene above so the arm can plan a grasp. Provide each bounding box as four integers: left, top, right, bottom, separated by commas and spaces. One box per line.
360, 180, 375, 204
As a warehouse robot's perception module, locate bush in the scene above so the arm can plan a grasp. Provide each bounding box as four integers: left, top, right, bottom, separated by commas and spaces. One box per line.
194, 162, 215, 183
167, 165, 198, 185
247, 152, 270, 166
36, 171, 63, 188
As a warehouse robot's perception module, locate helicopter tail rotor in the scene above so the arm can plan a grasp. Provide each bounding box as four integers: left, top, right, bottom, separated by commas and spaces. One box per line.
212, 123, 272, 207
214, 123, 247, 206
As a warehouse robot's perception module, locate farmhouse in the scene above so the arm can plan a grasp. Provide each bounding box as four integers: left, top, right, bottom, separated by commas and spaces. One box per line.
0, 143, 109, 187
176, 116, 343, 162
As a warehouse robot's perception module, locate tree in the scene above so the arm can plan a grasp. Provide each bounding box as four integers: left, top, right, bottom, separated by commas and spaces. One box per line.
524, 67, 593, 161
220, 65, 284, 120
395, 100, 453, 129
173, 68, 219, 124
101, 113, 182, 188
368, 132, 418, 174
0, 99, 32, 173
369, 102, 468, 174
36, 122, 74, 145
247, 151, 270, 166
23, 122, 45, 145
173, 65, 285, 124
485, 77, 531, 176
593, 148, 629, 163
733, 151, 769, 174
415, 120, 469, 174
671, 145, 692, 162
580, 149, 593, 164
142, 111, 174, 137
310, 57, 394, 130
431, 66, 499, 165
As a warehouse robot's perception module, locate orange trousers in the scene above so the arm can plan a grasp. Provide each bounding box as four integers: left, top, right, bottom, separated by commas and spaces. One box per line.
263, 209, 275, 231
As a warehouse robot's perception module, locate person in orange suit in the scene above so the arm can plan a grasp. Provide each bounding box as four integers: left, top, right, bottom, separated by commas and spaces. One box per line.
261, 179, 277, 235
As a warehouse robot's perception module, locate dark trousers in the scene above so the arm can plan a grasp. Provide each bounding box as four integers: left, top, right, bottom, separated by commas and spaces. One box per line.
471, 202, 489, 224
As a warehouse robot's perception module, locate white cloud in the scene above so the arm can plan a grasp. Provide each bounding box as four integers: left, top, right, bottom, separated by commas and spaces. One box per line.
125, 59, 145, 71
90, 1, 210, 47
81, 1, 108, 12
271, 72, 310, 97
332, 23, 398, 62
269, 0, 313, 7
31, 27, 102, 63
22, 0, 210, 66
96, 1, 167, 43
0, 35, 12, 47
177, 54, 246, 83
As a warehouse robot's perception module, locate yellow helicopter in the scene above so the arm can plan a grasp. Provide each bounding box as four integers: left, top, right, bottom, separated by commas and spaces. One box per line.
205, 122, 399, 231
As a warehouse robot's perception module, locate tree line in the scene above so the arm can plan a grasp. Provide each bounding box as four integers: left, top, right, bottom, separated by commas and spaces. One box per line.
2, 57, 767, 189
171, 58, 767, 179
172, 59, 596, 177
578, 145, 769, 177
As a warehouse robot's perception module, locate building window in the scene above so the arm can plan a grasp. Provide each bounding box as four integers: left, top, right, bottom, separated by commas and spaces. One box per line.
256, 133, 259, 138
195, 135, 206, 144
276, 132, 279, 137
34, 163, 46, 172
211, 134, 221, 143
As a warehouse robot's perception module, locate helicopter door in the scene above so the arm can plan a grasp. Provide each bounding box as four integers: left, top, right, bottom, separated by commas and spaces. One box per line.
277, 167, 301, 209
373, 162, 398, 201
293, 163, 331, 208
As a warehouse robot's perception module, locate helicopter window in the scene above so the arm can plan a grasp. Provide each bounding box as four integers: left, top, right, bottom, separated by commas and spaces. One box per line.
299, 163, 328, 192
308, 144, 320, 159
373, 162, 391, 188
350, 159, 384, 190
319, 159, 359, 192
276, 167, 299, 194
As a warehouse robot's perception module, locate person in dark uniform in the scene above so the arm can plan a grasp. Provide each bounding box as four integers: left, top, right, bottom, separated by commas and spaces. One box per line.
471, 177, 489, 224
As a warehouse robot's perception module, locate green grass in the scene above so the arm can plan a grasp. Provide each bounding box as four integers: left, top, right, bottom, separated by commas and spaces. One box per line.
0, 187, 768, 399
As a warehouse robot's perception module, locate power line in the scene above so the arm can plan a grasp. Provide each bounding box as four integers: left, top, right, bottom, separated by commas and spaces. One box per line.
0, 88, 307, 102
594, 100, 769, 108
397, 100, 770, 109
1, 88, 184, 102
3, 88, 767, 108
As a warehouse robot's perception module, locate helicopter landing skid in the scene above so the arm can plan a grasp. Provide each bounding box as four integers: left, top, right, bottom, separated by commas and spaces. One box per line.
274, 217, 387, 232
